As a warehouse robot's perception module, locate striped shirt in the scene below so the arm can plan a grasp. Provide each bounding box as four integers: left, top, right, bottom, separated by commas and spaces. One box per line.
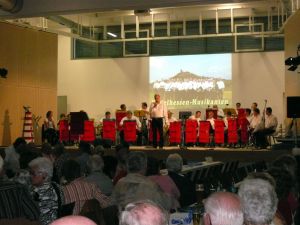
63, 177, 110, 214
0, 179, 39, 220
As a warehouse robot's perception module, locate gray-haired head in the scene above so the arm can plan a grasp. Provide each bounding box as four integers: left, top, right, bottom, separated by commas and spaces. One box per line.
87, 155, 104, 173
120, 200, 168, 225
204, 192, 243, 225
166, 153, 183, 173
29, 157, 53, 180
126, 151, 147, 174
238, 178, 278, 225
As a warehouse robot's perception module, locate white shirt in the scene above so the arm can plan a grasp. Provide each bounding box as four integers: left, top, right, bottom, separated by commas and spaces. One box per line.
120, 115, 141, 129
189, 115, 202, 125
207, 118, 215, 129
250, 115, 261, 129
265, 114, 278, 130
44, 118, 55, 129
149, 101, 169, 124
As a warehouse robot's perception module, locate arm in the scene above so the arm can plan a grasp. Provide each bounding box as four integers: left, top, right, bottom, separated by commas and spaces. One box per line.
93, 185, 110, 208
163, 102, 169, 126
21, 186, 40, 221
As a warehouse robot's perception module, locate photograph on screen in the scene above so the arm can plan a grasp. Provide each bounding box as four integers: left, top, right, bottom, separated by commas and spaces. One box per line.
149, 54, 232, 110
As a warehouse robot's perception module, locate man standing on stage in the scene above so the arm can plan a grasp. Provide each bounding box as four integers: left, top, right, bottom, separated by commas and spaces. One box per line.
149, 94, 169, 149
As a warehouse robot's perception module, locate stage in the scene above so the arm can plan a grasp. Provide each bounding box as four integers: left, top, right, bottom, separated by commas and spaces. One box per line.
101, 146, 291, 163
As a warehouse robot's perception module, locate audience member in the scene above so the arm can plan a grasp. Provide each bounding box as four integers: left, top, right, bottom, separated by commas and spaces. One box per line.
147, 157, 180, 209
50, 215, 96, 225
76, 141, 92, 176
85, 155, 113, 196
166, 153, 196, 207
112, 145, 129, 185
238, 178, 278, 225
204, 192, 243, 225
111, 151, 172, 211
29, 157, 64, 225
0, 156, 39, 221
119, 200, 168, 225
4, 137, 26, 176
52, 143, 69, 184
62, 160, 110, 215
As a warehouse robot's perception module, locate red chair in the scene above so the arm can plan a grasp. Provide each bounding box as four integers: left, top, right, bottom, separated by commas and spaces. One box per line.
59, 120, 69, 142
169, 121, 182, 144
239, 118, 250, 144
214, 119, 225, 144
185, 119, 198, 144
80, 121, 96, 142
199, 121, 210, 144
123, 121, 137, 142
102, 119, 116, 142
227, 118, 238, 144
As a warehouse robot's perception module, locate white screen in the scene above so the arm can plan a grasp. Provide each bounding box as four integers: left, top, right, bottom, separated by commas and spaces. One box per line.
149, 54, 232, 111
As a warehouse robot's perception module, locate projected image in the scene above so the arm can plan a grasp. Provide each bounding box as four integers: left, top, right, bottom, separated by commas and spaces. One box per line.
149, 54, 232, 109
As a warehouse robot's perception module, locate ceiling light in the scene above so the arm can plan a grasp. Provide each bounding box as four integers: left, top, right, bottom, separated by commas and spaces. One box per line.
107, 32, 117, 38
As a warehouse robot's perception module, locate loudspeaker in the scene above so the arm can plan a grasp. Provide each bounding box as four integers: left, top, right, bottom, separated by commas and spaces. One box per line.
287, 96, 300, 118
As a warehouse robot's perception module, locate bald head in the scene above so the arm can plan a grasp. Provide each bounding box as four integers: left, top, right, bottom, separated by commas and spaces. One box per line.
204, 192, 243, 225
50, 216, 96, 225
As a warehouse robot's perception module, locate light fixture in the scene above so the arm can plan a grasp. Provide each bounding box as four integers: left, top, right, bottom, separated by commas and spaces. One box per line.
0, 68, 8, 78
107, 32, 117, 38
285, 45, 300, 71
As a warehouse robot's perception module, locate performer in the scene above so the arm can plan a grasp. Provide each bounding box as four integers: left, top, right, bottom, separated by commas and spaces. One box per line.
213, 105, 224, 118
119, 110, 142, 145
251, 102, 258, 115
149, 94, 169, 149
206, 110, 215, 130
249, 108, 261, 132
235, 102, 241, 116
140, 102, 150, 145
43, 110, 58, 145
120, 104, 127, 111
167, 110, 177, 123
189, 111, 202, 125
100, 111, 112, 124
253, 107, 278, 148
44, 110, 56, 130
245, 108, 252, 122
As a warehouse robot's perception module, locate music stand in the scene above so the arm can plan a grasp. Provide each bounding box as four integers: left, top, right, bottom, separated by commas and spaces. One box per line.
70, 112, 87, 138
287, 96, 300, 155
179, 111, 192, 149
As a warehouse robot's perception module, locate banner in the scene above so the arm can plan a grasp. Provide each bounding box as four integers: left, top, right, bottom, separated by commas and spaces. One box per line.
116, 111, 127, 131
228, 118, 238, 144
214, 120, 225, 144
185, 119, 198, 143
80, 121, 95, 142
102, 119, 116, 141
169, 121, 181, 144
124, 121, 137, 142
199, 121, 210, 143
239, 118, 249, 144
59, 120, 69, 142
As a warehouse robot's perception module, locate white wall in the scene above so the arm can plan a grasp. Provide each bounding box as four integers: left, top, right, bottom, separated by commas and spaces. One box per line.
232, 51, 285, 125
58, 35, 285, 125
58, 35, 148, 120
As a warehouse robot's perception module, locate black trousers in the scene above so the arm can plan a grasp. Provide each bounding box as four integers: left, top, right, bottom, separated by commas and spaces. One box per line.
253, 128, 275, 147
152, 117, 164, 148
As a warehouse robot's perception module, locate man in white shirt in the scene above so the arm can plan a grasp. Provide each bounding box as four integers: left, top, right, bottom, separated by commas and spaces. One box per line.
119, 111, 142, 145
254, 107, 278, 148
189, 111, 202, 125
206, 110, 215, 130
149, 94, 169, 149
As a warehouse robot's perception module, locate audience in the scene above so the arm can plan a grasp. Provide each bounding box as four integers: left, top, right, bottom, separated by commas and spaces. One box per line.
166, 153, 197, 207
0, 156, 39, 221
238, 178, 278, 225
52, 143, 69, 183
62, 159, 110, 215
147, 157, 180, 209
204, 192, 243, 225
29, 157, 64, 225
111, 151, 172, 211
85, 155, 113, 196
76, 141, 92, 176
119, 200, 168, 225
50, 215, 96, 225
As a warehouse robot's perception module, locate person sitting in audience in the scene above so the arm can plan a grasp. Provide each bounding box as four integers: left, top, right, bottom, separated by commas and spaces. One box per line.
204, 192, 243, 225
50, 215, 96, 225
166, 153, 196, 207
147, 157, 180, 209
113, 145, 129, 185
119, 200, 168, 225
189, 111, 202, 125
0, 156, 39, 222
111, 151, 172, 211
85, 155, 113, 196
76, 141, 92, 176
4, 137, 26, 177
238, 178, 278, 225
119, 110, 142, 145
253, 107, 278, 148
29, 157, 64, 225
52, 143, 69, 184
62, 160, 110, 215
